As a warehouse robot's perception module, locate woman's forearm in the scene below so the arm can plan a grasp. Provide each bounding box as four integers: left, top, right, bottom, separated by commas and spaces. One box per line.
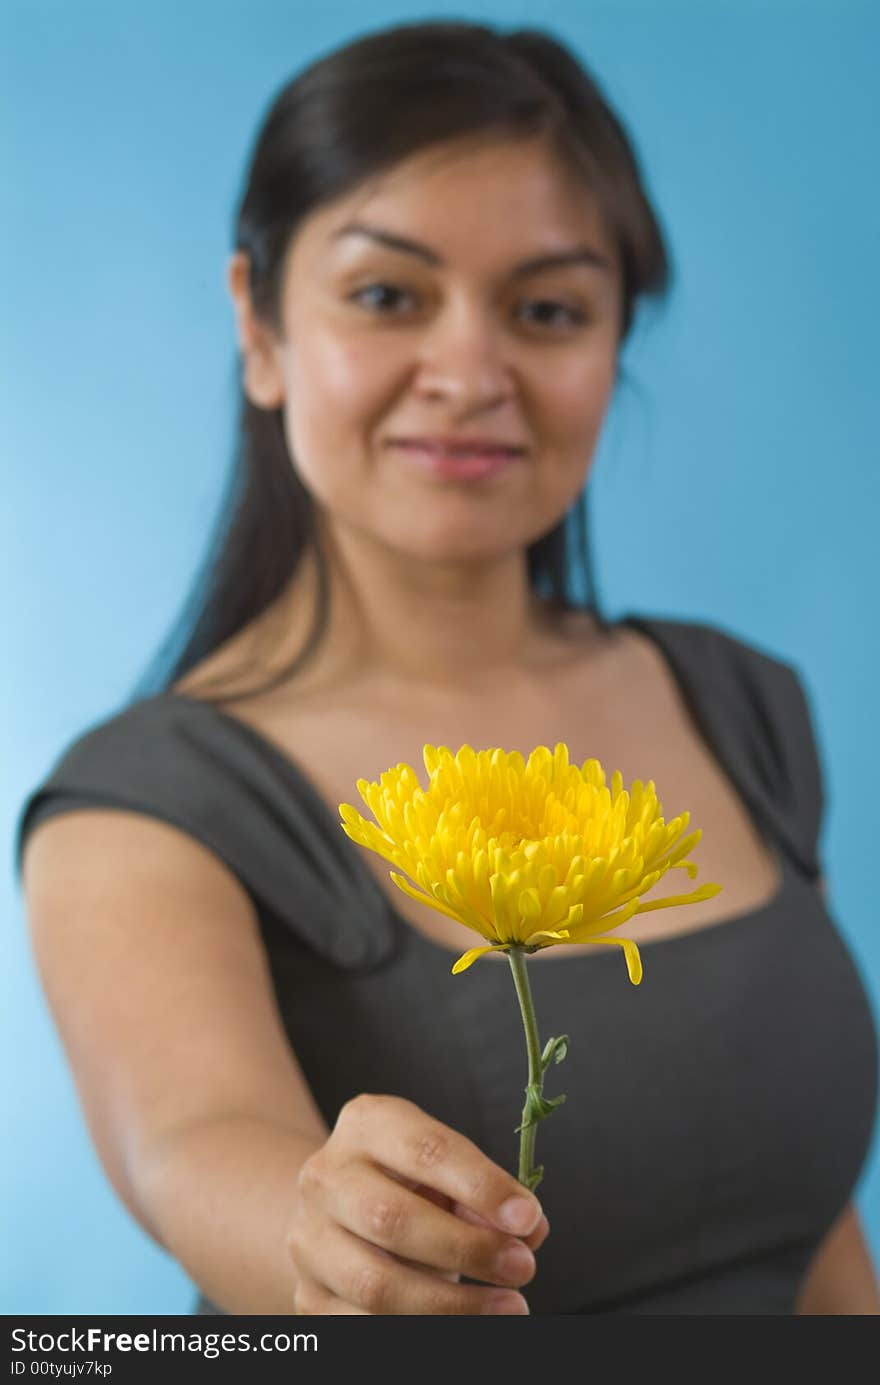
795, 1203, 880, 1315
135, 1113, 324, 1314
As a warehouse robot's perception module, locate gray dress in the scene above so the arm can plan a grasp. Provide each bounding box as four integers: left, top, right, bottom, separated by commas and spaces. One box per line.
14, 614, 879, 1314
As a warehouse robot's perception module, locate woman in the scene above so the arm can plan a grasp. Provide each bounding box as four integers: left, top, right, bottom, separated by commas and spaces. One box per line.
15, 20, 879, 1315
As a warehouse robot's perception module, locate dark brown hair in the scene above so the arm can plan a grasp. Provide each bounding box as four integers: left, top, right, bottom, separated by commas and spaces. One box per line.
133, 19, 673, 703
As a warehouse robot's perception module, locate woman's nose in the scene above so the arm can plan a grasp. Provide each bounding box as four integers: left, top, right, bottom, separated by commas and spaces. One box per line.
413, 302, 514, 408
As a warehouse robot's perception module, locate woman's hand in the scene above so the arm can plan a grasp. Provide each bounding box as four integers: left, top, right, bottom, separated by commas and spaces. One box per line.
286, 1093, 549, 1314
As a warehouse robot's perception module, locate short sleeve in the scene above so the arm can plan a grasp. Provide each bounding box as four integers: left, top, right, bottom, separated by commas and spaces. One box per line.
642, 616, 828, 883
771, 659, 826, 880
14, 695, 398, 970
719, 632, 826, 881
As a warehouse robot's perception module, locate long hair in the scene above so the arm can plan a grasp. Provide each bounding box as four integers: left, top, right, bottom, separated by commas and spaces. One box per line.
132, 20, 674, 704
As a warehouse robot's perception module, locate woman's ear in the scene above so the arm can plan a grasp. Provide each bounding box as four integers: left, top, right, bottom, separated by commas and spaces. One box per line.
226, 251, 285, 410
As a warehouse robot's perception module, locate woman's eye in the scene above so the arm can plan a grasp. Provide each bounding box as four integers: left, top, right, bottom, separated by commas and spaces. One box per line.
518, 300, 586, 329
349, 283, 414, 314
348, 284, 587, 329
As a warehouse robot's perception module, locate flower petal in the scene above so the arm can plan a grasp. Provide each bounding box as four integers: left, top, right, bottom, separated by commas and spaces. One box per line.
566, 895, 641, 942
389, 872, 498, 941
451, 943, 509, 974
629, 881, 723, 915
578, 935, 643, 984
388, 870, 475, 926
339, 820, 403, 867
523, 928, 570, 946
519, 887, 542, 924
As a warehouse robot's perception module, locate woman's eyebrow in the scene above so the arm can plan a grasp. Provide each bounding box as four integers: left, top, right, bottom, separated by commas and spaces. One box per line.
330, 221, 613, 277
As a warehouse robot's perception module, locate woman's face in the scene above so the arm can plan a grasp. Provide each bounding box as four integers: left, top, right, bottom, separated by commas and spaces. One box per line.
240, 134, 623, 564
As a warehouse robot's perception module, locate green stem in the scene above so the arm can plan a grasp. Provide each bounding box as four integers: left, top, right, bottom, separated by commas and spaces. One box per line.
507, 945, 544, 1188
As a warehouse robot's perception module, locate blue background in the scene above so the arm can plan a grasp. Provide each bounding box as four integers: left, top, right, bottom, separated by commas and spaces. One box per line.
3, 0, 878, 1313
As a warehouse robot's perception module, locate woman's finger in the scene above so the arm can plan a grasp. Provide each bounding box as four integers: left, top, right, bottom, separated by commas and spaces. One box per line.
336, 1095, 543, 1237
294, 1219, 530, 1315
293, 1270, 373, 1315
452, 1200, 550, 1253
314, 1159, 537, 1289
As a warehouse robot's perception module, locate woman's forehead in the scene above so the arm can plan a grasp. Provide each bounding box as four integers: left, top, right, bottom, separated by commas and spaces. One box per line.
293, 135, 615, 270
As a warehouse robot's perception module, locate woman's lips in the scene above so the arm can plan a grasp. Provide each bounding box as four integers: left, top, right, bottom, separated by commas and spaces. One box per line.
389, 441, 524, 481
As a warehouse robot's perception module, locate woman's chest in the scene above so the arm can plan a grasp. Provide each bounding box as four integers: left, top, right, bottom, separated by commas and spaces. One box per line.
225, 628, 782, 960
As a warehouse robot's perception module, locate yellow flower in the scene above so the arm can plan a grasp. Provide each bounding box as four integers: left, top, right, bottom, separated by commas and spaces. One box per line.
339, 742, 722, 982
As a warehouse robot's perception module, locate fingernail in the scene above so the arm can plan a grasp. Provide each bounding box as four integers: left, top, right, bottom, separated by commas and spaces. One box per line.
482, 1292, 530, 1315
495, 1243, 535, 1282
498, 1195, 541, 1234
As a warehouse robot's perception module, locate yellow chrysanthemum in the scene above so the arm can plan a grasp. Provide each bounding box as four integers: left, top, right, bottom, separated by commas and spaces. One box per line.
339, 742, 722, 982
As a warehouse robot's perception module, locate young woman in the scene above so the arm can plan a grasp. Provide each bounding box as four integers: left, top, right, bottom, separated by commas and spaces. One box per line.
16, 20, 879, 1315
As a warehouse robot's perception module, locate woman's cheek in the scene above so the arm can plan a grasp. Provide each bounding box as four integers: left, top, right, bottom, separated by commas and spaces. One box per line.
315, 331, 393, 392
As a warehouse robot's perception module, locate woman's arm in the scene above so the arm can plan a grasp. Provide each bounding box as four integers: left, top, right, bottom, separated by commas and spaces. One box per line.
795, 1201, 880, 1315
22, 809, 548, 1315
136, 1114, 325, 1313
22, 808, 333, 1313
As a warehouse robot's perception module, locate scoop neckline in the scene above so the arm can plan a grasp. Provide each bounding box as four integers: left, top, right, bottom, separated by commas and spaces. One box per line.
160, 611, 792, 965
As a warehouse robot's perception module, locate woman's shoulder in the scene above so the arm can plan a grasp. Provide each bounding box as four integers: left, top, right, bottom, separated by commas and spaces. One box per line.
623, 607, 797, 665
624, 607, 824, 759
22, 690, 201, 793
620, 609, 821, 725
14, 690, 235, 877
622, 609, 826, 873
16, 686, 396, 968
